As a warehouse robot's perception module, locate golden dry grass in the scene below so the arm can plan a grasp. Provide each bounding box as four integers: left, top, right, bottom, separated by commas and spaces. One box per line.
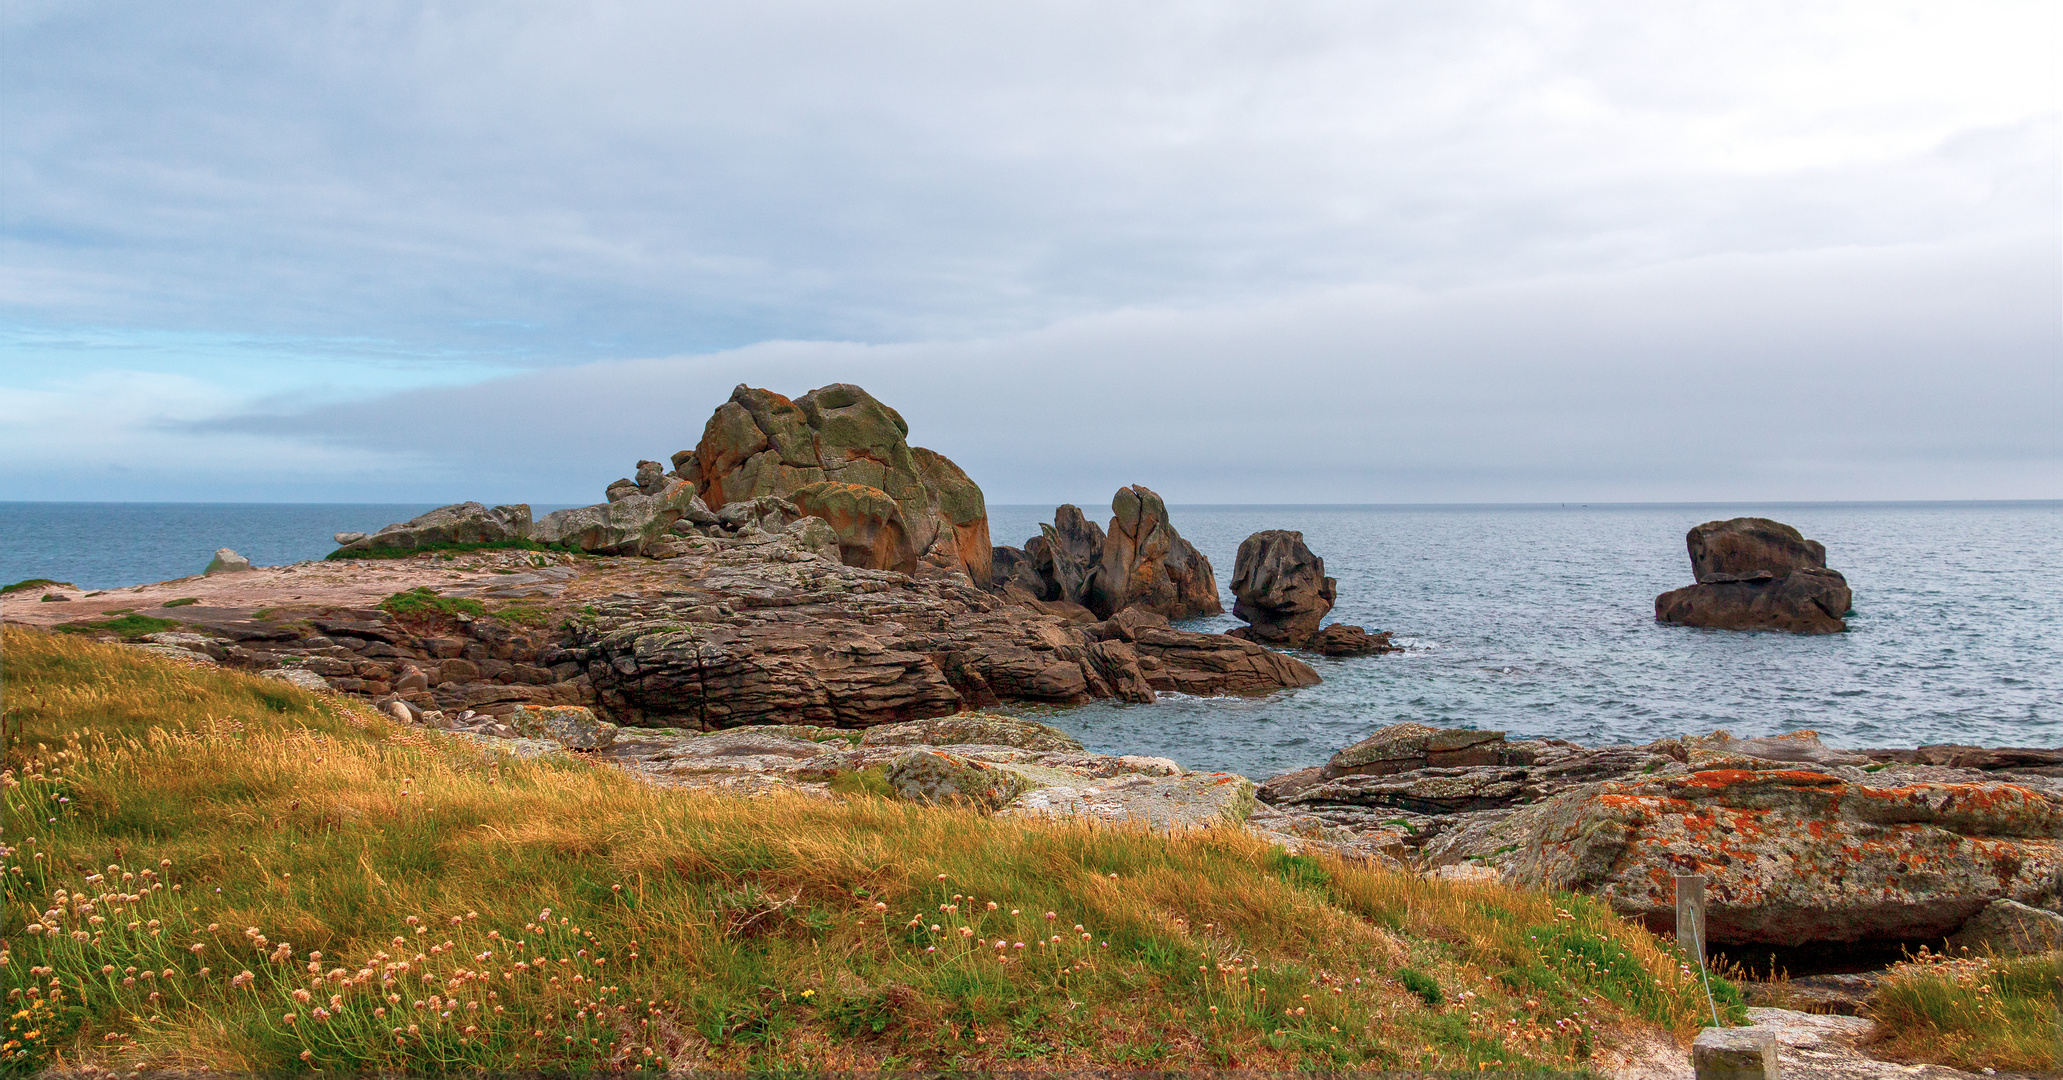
1867, 949, 2061, 1072
3, 626, 1729, 1073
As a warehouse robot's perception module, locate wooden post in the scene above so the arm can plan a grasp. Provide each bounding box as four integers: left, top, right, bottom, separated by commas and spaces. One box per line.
1676, 873, 1708, 964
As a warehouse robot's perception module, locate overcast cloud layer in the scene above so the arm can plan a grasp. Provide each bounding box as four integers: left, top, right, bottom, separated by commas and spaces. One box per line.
2, 1, 2057, 503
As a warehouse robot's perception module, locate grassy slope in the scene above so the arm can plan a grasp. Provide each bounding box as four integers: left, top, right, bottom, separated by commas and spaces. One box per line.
2, 627, 1736, 1074
1867, 951, 2060, 1073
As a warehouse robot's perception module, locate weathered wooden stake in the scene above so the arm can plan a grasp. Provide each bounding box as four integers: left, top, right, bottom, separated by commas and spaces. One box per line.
1676, 873, 1708, 964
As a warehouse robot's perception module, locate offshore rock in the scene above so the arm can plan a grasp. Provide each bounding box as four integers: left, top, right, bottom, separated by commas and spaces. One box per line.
1025, 504, 1108, 607
687, 383, 992, 583
331, 503, 534, 556
1228, 530, 1335, 644
1092, 485, 1222, 620
1656, 517, 1852, 634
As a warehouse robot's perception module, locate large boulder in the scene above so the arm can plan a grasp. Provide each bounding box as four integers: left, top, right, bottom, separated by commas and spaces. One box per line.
532, 482, 708, 555
1655, 518, 1852, 634
789, 481, 916, 573
687, 384, 992, 583
1228, 530, 1334, 644
1025, 504, 1108, 606
331, 502, 533, 555
1090, 485, 1221, 620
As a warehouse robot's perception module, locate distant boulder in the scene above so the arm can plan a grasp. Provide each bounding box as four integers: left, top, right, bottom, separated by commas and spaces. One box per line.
1656, 517, 1851, 634
1228, 530, 1335, 644
1092, 485, 1221, 620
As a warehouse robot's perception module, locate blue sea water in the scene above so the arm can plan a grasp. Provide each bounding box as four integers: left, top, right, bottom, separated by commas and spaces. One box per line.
4, 500, 2059, 776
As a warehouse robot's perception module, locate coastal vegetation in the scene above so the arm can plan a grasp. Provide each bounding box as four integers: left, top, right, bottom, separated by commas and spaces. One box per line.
1867, 950, 2061, 1072
3, 627, 1734, 1073
48, 614, 180, 641
0, 580, 73, 596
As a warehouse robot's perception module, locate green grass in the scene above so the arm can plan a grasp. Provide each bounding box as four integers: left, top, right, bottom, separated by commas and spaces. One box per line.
1868, 950, 2061, 1072
2, 578, 74, 595
493, 604, 555, 627
327, 539, 579, 561
2, 627, 1730, 1074
161, 598, 201, 608
379, 588, 487, 620
51, 614, 182, 641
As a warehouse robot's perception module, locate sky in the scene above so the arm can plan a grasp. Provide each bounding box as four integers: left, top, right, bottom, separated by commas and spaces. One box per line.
2, 1, 2057, 505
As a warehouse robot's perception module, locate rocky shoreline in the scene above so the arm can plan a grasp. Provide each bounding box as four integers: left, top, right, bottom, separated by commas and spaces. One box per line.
8, 380, 2059, 992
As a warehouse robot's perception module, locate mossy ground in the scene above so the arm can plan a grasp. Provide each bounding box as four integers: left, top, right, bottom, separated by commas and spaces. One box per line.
2, 627, 1734, 1074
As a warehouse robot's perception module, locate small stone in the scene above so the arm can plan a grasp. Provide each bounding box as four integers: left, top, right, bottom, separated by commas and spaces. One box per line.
1692, 1026, 1777, 1079
204, 548, 254, 575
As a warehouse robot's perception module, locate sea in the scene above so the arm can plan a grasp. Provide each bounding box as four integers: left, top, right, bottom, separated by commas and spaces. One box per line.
5, 500, 2059, 777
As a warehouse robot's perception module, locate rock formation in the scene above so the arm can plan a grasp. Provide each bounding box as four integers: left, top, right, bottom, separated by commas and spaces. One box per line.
683, 383, 992, 583
1255, 722, 2063, 948
998, 488, 1222, 621
1654, 517, 1852, 634
204, 548, 253, 575
330, 503, 534, 555
1226, 530, 1399, 656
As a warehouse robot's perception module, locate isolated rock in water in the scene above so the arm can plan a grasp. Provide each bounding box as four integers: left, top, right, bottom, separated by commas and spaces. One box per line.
1477, 769, 2063, 944
532, 483, 706, 555
1306, 624, 1399, 657
204, 548, 254, 575
687, 383, 992, 582
332, 502, 534, 555
886, 749, 1030, 810
1946, 898, 2063, 957
510, 704, 618, 750
1655, 517, 1851, 634
1089, 486, 1222, 620
1688, 517, 1827, 582
790, 481, 916, 573
1228, 530, 1335, 644
860, 713, 1084, 752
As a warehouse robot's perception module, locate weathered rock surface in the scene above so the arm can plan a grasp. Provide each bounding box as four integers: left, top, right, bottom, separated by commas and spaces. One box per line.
686, 383, 992, 583
859, 714, 1083, 752
1004, 490, 1221, 621
205, 548, 254, 575
509, 704, 617, 750
1656, 518, 1852, 634
331, 503, 534, 555
1262, 722, 2063, 948
1945, 898, 2063, 956
532, 483, 708, 556
886, 749, 1032, 810
1228, 530, 1335, 644
1093, 485, 1221, 619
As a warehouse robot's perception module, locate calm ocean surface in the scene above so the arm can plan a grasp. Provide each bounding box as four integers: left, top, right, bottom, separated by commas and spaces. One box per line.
5, 501, 2059, 776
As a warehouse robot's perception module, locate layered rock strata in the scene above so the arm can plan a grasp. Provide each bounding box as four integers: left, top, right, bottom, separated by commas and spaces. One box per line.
1655, 517, 1853, 634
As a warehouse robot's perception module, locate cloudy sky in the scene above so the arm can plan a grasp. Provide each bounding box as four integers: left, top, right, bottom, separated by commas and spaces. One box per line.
3, 1, 2056, 504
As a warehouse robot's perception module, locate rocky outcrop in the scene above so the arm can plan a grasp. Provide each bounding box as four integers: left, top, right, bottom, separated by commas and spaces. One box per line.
1259, 722, 2063, 948
1093, 485, 1221, 619
1004, 489, 1221, 621
1655, 517, 1852, 634
686, 383, 992, 583
330, 503, 534, 555
532, 483, 709, 555
566, 533, 1317, 729
1228, 530, 1334, 643
1226, 530, 1400, 655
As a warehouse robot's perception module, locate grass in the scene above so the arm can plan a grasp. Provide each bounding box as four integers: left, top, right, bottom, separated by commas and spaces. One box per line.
1867, 949, 2061, 1072
379, 588, 487, 620
2, 627, 1736, 1074
50, 615, 182, 641
160, 599, 201, 609
326, 539, 578, 562
2, 579, 74, 595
